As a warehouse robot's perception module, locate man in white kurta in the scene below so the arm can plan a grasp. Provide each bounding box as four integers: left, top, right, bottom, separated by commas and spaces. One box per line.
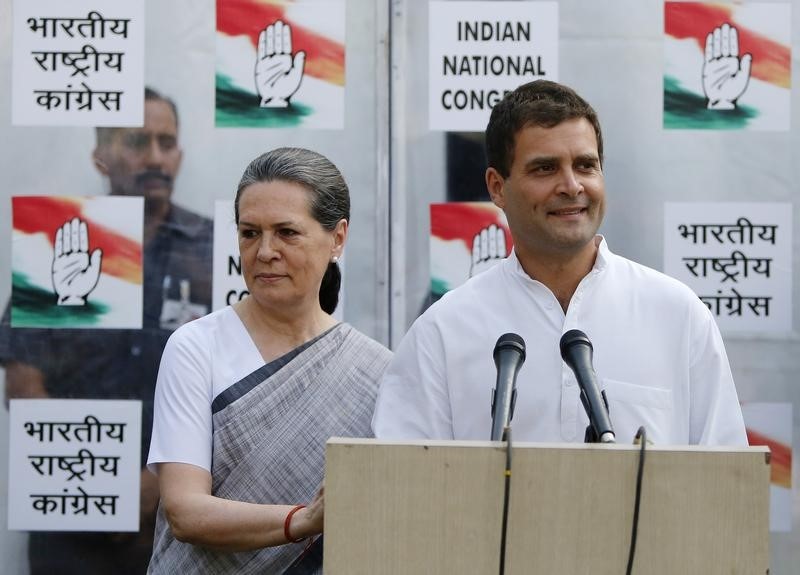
372, 79, 746, 446
372, 237, 746, 445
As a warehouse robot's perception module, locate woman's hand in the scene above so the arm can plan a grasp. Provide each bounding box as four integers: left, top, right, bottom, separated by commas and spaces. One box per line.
288, 485, 325, 540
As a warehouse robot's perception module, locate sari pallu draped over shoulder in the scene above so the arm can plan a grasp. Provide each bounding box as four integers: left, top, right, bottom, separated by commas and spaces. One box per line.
148, 323, 392, 574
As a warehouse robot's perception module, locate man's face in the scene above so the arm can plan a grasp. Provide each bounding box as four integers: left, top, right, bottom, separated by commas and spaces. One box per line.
94, 99, 182, 203
486, 118, 605, 262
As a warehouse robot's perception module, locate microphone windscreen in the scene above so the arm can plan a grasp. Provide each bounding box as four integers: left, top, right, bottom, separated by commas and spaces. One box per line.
494, 332, 526, 363
559, 329, 592, 360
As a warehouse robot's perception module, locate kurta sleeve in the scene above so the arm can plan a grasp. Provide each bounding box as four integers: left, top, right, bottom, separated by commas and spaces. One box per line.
372, 313, 455, 439
688, 302, 747, 446
147, 322, 215, 472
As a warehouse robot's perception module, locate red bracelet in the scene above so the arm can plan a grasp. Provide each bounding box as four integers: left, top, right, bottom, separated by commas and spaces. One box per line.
284, 504, 307, 543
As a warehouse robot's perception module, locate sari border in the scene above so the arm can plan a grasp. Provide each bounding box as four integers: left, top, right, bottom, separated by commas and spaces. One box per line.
210, 323, 342, 414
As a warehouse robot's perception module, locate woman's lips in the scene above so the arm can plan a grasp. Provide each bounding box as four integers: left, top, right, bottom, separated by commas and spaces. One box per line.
255, 273, 286, 283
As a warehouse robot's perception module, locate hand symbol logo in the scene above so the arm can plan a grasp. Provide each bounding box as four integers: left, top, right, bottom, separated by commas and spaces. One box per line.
469, 224, 507, 278
51, 217, 103, 306
255, 20, 306, 108
703, 23, 752, 110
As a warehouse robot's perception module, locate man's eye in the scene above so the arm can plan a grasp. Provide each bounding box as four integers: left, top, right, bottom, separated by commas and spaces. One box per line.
158, 136, 177, 151
123, 133, 149, 150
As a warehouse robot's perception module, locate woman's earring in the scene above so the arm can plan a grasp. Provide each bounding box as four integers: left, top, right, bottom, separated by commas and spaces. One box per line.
331, 256, 339, 264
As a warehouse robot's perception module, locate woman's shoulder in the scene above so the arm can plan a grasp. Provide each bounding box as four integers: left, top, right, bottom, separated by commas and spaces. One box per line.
338, 323, 393, 367
338, 322, 388, 348
166, 306, 240, 353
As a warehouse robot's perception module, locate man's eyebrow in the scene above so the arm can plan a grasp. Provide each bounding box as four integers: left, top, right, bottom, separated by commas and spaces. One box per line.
575, 153, 600, 164
524, 156, 557, 168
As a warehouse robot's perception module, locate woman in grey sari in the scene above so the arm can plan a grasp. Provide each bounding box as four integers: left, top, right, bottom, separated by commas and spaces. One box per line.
146, 148, 392, 574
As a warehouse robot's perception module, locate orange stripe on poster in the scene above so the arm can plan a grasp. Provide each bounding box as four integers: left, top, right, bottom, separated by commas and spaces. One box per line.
665, 2, 790, 88
12, 197, 142, 285
431, 203, 512, 251
217, 0, 345, 86
746, 429, 791, 488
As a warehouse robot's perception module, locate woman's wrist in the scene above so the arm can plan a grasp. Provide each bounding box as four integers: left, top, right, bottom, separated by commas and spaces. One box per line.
284, 504, 307, 543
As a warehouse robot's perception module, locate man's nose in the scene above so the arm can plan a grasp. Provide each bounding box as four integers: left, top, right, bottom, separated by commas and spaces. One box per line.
144, 138, 166, 167
558, 168, 583, 197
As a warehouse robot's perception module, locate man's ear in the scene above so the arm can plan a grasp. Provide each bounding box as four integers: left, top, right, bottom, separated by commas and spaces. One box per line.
92, 148, 109, 176
175, 146, 184, 174
485, 167, 506, 209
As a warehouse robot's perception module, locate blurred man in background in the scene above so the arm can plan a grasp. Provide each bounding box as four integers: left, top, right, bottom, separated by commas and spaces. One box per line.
0, 87, 213, 574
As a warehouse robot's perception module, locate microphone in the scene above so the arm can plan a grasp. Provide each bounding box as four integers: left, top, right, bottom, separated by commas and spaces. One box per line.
491, 333, 526, 441
559, 330, 615, 444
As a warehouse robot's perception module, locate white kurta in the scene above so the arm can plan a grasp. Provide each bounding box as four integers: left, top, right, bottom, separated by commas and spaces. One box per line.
373, 238, 747, 446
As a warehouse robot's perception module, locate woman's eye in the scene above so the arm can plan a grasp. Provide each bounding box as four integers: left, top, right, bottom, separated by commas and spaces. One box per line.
279, 228, 298, 237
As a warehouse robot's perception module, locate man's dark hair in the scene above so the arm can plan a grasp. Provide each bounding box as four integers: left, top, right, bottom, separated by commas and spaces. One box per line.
485, 80, 603, 177
235, 147, 350, 315
95, 86, 179, 147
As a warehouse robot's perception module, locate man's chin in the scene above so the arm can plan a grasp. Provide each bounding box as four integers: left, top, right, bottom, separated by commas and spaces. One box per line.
546, 228, 599, 254
139, 186, 173, 202
111, 184, 173, 201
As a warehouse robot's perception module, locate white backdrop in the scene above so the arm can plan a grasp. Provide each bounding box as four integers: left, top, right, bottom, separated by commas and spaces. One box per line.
1, 0, 798, 572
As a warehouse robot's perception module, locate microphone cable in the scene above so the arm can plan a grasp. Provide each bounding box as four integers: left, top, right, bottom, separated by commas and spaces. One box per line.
498, 426, 512, 575
625, 426, 647, 575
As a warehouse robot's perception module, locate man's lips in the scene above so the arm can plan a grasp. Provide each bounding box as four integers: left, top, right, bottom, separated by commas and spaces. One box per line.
136, 172, 172, 189
548, 206, 588, 216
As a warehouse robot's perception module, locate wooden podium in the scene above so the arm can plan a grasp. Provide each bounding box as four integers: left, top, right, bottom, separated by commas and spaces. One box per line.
324, 438, 769, 574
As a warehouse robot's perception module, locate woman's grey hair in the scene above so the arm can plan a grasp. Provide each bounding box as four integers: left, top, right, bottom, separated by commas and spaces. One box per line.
234, 147, 350, 314
235, 147, 350, 229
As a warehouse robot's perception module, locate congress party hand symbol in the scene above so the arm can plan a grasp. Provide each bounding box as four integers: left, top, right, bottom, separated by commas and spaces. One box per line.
469, 224, 507, 278
255, 20, 306, 108
52, 217, 103, 305
702, 23, 752, 110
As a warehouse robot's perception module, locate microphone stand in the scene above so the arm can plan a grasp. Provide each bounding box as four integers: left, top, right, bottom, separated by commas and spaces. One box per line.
498, 425, 512, 575
582, 389, 614, 443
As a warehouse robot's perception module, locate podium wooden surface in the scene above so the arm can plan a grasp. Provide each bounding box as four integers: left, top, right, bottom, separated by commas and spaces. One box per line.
324, 438, 769, 574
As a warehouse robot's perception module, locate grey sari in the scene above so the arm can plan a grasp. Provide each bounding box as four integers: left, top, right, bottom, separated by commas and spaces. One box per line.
148, 323, 391, 574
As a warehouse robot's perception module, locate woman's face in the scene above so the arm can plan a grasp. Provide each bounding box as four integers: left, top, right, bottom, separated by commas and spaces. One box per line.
236, 180, 346, 314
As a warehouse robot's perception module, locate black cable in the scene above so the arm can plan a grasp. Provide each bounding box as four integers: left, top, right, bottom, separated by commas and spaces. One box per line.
498, 426, 512, 575
626, 426, 647, 575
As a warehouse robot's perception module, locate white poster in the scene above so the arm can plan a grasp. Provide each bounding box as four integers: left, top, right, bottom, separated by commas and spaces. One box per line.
664, 202, 792, 335
216, 0, 346, 129
12, 0, 145, 126
213, 200, 248, 311
7, 399, 141, 532
428, 1, 558, 131
11, 195, 144, 329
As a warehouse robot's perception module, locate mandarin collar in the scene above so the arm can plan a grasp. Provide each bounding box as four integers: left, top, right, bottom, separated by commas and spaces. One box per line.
505, 235, 609, 284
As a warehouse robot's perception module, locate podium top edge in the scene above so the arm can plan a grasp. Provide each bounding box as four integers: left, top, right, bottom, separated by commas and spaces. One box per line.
327, 437, 768, 454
